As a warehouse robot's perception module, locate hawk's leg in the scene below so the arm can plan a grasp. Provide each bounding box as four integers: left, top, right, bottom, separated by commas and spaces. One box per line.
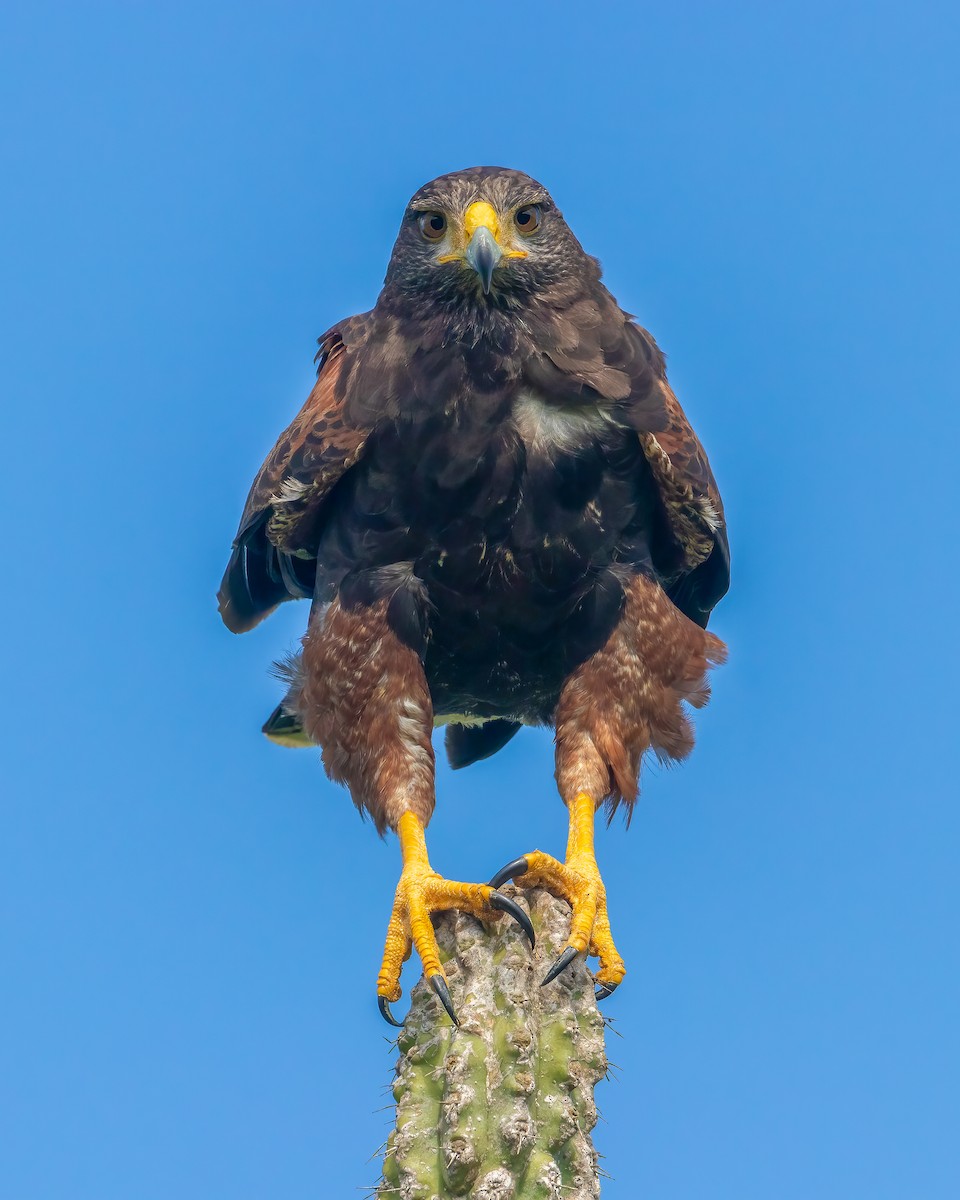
492, 574, 727, 998
377, 811, 534, 1027
490, 792, 626, 999
295, 586, 532, 1028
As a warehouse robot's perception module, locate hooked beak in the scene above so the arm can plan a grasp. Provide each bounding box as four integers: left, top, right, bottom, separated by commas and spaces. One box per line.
465, 225, 503, 294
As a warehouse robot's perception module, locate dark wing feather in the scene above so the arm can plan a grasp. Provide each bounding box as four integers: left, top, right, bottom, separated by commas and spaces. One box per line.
525, 293, 728, 628
633, 347, 729, 627
218, 325, 370, 634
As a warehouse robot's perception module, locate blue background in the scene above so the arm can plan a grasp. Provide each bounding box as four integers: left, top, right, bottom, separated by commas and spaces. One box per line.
2, 2, 958, 1196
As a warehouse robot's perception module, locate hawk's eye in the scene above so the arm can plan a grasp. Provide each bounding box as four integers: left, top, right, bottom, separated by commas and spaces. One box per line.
514, 205, 542, 235
418, 212, 447, 241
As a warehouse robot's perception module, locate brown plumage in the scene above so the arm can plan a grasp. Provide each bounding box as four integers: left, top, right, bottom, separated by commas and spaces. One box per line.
218, 166, 729, 1019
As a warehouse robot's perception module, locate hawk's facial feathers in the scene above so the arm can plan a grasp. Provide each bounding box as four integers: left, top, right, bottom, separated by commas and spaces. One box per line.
383, 166, 595, 310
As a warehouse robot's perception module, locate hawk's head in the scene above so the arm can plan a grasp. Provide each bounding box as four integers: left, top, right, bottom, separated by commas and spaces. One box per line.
383, 167, 596, 311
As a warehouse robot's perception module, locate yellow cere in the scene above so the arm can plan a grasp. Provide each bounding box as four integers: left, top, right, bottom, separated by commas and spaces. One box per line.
463, 200, 500, 240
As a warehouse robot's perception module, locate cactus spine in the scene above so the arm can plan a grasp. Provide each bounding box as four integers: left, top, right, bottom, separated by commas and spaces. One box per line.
378, 888, 608, 1200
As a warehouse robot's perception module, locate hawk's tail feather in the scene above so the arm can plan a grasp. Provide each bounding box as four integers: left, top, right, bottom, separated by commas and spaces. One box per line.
262, 704, 315, 749
445, 720, 522, 770
261, 706, 525, 764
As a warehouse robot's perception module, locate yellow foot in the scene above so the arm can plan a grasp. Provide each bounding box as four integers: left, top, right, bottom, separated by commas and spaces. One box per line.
490, 792, 626, 999
377, 812, 534, 1028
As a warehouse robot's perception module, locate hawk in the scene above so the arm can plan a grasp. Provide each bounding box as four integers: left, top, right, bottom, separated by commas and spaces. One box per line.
218, 167, 728, 1025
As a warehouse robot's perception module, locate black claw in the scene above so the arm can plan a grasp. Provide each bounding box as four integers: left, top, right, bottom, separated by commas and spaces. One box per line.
542, 944, 580, 986
488, 856, 530, 889
429, 974, 460, 1026
595, 981, 619, 1002
378, 996, 403, 1028
489, 891, 536, 948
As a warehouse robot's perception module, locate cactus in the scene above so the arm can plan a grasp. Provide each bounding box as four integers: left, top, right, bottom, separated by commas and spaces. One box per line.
378, 888, 609, 1200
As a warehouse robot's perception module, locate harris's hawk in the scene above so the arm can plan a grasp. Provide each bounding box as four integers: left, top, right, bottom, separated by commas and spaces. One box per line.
218, 167, 728, 1025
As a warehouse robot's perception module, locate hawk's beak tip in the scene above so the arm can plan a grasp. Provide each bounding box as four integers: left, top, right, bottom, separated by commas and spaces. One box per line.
465, 225, 502, 295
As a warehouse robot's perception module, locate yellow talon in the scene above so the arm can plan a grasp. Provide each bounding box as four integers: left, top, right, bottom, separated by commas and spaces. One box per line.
377, 812, 533, 1024
501, 793, 626, 990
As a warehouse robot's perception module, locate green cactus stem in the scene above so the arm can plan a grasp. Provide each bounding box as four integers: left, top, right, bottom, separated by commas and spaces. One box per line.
378, 887, 609, 1200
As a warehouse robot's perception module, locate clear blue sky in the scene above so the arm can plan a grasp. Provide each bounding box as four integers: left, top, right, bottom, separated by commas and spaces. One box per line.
2, 2, 958, 1196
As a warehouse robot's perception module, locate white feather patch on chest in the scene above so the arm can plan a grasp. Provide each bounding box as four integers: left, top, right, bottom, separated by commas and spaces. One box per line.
513, 389, 615, 452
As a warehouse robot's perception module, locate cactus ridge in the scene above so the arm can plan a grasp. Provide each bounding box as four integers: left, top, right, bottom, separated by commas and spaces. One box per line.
379, 888, 608, 1200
